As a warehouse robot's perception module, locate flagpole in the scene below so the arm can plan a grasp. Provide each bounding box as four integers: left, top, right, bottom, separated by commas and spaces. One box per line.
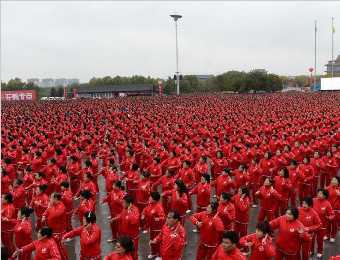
314, 20, 317, 90
332, 18, 334, 77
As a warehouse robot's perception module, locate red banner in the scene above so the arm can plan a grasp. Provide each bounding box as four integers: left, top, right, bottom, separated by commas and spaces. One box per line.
63, 85, 68, 99
158, 81, 163, 96
1, 90, 36, 101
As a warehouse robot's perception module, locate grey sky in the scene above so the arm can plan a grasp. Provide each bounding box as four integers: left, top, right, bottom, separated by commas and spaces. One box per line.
1, 1, 340, 83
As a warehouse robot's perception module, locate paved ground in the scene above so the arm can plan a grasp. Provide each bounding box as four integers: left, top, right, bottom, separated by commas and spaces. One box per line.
26, 171, 340, 260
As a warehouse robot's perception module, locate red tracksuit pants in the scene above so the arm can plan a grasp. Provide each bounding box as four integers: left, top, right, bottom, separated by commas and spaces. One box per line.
275, 247, 298, 260
1, 230, 15, 255
196, 242, 217, 260
150, 229, 161, 256
311, 228, 325, 254
248, 183, 259, 205
53, 232, 69, 260
234, 220, 248, 253
298, 183, 311, 206
325, 211, 340, 239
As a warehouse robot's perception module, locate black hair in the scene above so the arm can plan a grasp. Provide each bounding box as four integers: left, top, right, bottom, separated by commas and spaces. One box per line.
317, 188, 329, 198
108, 158, 115, 165
2, 193, 13, 203
2, 169, 7, 176
256, 220, 271, 235
59, 166, 67, 173
70, 156, 78, 162
60, 181, 70, 189
1, 246, 10, 260
201, 173, 211, 183
167, 168, 175, 176
84, 211, 96, 223
303, 156, 310, 163
40, 226, 53, 238
85, 160, 92, 167
79, 190, 93, 199
281, 167, 289, 178
222, 167, 231, 174
84, 172, 93, 180
123, 195, 134, 205
131, 163, 139, 171
150, 191, 161, 201
239, 186, 249, 197
37, 171, 45, 178
223, 231, 239, 244
142, 171, 151, 178
116, 236, 134, 253
13, 179, 23, 185
49, 158, 56, 164
285, 206, 299, 219
19, 207, 33, 218
183, 160, 191, 166
4, 158, 12, 164
302, 196, 313, 207
168, 210, 180, 221
239, 164, 248, 171
52, 192, 62, 201
332, 176, 340, 185
37, 184, 47, 192
174, 179, 188, 198
265, 151, 272, 159
289, 160, 298, 166
209, 202, 219, 212
221, 192, 233, 202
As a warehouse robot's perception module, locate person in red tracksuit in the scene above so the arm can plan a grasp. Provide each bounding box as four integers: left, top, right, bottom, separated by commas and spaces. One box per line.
310, 151, 324, 197
75, 172, 97, 201
2, 207, 33, 260
210, 150, 228, 180
12, 226, 61, 260
272, 150, 288, 172
325, 176, 340, 242
73, 190, 95, 223
67, 156, 81, 195
298, 156, 314, 204
23, 167, 34, 205
9, 179, 26, 215
274, 167, 292, 218
121, 163, 139, 203
212, 231, 247, 260
152, 169, 175, 214
101, 160, 119, 194
256, 178, 281, 222
288, 160, 305, 207
270, 206, 311, 260
232, 164, 250, 195
103, 236, 134, 260
111, 195, 140, 260
30, 184, 49, 231
150, 210, 186, 260
189, 173, 211, 216
141, 191, 165, 259
90, 153, 100, 192
320, 150, 339, 188
100, 181, 126, 242
298, 197, 322, 260
162, 179, 188, 225
193, 156, 208, 183
258, 152, 277, 185
160, 151, 181, 175
190, 202, 224, 260
176, 160, 195, 212
60, 182, 73, 233
41, 158, 58, 195
42, 192, 68, 260
26, 171, 47, 197
1, 170, 11, 195
312, 188, 335, 258
1, 193, 16, 255
210, 167, 236, 197
233, 186, 251, 253
248, 158, 261, 207
52, 166, 68, 193
239, 221, 275, 260
217, 192, 235, 244
136, 171, 151, 230
147, 157, 162, 191
62, 211, 101, 260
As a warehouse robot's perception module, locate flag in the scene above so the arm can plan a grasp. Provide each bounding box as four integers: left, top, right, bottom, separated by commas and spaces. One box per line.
333, 26, 335, 34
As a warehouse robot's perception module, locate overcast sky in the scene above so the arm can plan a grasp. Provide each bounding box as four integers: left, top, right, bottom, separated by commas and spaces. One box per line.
1, 1, 340, 83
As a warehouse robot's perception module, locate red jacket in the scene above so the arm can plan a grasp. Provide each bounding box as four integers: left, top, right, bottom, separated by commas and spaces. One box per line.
258, 158, 276, 178
141, 201, 165, 231
190, 211, 224, 246
8, 218, 33, 248
239, 233, 275, 260
273, 176, 291, 200
256, 185, 281, 210
63, 223, 101, 259
190, 182, 211, 207
101, 189, 125, 215
74, 198, 96, 222
313, 198, 335, 227
176, 168, 195, 187
210, 175, 236, 196
270, 216, 310, 254
217, 201, 235, 231
298, 207, 322, 234
232, 170, 250, 188
152, 175, 174, 192
233, 194, 250, 223
1, 203, 16, 231
212, 245, 247, 260
163, 190, 188, 217
154, 222, 186, 260
193, 162, 208, 182
137, 179, 151, 203
121, 170, 139, 191
75, 180, 97, 198
10, 185, 26, 209
147, 164, 162, 185
103, 252, 133, 260
248, 164, 260, 184
43, 201, 66, 233
326, 185, 340, 210
1, 175, 11, 194
30, 193, 49, 218
116, 205, 140, 239
21, 238, 61, 260
101, 169, 119, 193
61, 189, 73, 213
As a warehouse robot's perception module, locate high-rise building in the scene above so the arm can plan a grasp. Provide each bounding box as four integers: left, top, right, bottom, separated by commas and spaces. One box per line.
41, 78, 54, 88
54, 78, 67, 86
67, 78, 80, 85
27, 78, 40, 85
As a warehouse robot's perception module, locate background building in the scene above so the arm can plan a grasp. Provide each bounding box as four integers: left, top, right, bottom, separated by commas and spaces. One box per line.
325, 54, 340, 76
67, 78, 80, 85
195, 74, 214, 81
27, 78, 39, 85
41, 78, 54, 88
76, 84, 155, 98
250, 68, 268, 74
54, 78, 67, 86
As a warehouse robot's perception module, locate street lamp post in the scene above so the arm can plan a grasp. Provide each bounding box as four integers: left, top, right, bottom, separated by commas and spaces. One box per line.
170, 14, 182, 95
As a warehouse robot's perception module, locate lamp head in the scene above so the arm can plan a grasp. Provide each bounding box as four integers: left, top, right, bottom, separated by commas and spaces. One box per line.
170, 14, 182, 21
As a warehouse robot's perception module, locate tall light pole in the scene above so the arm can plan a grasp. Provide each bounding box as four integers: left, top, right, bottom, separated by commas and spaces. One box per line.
170, 14, 182, 95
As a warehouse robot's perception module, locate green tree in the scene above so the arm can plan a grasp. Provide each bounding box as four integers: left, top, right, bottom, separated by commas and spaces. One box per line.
56, 87, 64, 97
293, 76, 309, 87
50, 87, 57, 97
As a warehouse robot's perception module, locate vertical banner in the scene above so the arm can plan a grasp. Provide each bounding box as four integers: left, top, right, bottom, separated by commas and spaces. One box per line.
63, 84, 68, 99
309, 68, 314, 90
73, 88, 77, 98
158, 81, 163, 96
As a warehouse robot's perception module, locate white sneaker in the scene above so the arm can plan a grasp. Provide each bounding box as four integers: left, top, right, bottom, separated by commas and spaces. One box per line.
65, 238, 75, 242
155, 257, 162, 260
107, 238, 116, 243
330, 238, 335, 242
317, 253, 322, 258
323, 236, 329, 241
143, 230, 149, 234
242, 252, 250, 256
252, 204, 258, 208
193, 229, 199, 233
148, 254, 157, 259
186, 209, 192, 213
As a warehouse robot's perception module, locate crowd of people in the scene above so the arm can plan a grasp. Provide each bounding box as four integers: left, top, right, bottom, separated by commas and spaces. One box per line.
1, 92, 340, 260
